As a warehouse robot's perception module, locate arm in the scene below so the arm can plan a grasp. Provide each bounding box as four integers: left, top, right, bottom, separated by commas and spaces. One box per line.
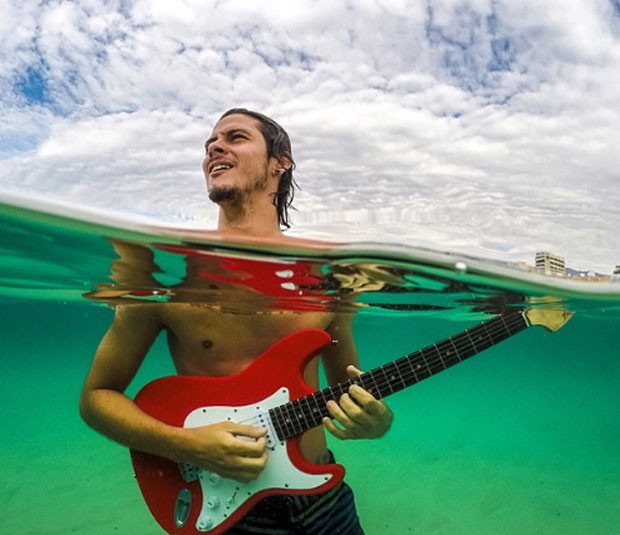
321, 312, 393, 440
79, 305, 267, 482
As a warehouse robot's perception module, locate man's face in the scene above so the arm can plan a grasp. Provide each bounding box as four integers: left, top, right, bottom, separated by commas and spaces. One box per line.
202, 114, 278, 204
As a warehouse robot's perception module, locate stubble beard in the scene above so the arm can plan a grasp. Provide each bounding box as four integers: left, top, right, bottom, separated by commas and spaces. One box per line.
208, 165, 271, 208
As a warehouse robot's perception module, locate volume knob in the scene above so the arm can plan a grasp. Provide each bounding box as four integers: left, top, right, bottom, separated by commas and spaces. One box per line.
207, 472, 223, 486
197, 516, 214, 531
206, 496, 221, 510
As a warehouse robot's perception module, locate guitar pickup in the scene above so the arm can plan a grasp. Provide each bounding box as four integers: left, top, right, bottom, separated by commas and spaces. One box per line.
256, 410, 279, 450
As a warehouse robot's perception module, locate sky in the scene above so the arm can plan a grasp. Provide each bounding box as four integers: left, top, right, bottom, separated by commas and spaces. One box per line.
1, 0, 619, 273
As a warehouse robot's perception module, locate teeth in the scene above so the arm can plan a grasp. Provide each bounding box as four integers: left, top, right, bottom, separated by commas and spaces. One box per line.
211, 164, 231, 173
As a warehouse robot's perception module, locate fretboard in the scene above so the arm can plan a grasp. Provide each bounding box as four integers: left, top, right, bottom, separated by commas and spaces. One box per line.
269, 310, 529, 441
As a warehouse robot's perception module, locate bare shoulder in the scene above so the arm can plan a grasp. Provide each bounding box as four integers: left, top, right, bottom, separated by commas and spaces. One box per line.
106, 302, 166, 341
277, 234, 341, 249
172, 229, 340, 251
112, 302, 163, 322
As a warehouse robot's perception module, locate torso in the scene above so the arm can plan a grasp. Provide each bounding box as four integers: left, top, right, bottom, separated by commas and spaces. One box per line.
109, 238, 343, 463
158, 303, 333, 381
154, 302, 335, 463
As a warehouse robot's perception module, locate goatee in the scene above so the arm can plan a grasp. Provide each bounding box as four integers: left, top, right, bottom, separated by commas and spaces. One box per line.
208, 186, 243, 205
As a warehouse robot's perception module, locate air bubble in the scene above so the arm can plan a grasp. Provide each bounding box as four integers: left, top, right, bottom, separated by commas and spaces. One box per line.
454, 261, 468, 272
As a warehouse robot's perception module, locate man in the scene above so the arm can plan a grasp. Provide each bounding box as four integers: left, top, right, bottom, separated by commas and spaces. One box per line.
80, 109, 393, 534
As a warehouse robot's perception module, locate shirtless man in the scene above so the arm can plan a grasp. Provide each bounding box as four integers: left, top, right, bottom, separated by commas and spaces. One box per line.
80, 109, 393, 533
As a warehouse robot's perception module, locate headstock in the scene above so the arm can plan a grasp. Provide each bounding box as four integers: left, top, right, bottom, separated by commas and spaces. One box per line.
524, 308, 573, 332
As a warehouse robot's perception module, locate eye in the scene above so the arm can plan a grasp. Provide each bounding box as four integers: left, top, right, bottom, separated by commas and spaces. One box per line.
230, 130, 248, 142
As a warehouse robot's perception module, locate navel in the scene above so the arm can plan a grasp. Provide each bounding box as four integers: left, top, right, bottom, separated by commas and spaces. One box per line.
202, 340, 213, 350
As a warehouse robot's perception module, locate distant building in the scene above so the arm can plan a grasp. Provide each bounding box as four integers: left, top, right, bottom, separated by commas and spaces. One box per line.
535, 252, 566, 276
612, 265, 620, 283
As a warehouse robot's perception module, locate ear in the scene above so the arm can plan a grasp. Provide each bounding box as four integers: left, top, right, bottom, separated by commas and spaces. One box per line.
275, 157, 292, 173
271, 157, 292, 177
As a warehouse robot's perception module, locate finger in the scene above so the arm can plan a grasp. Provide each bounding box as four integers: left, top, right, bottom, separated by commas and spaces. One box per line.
221, 457, 267, 483
218, 446, 269, 482
345, 366, 382, 405
322, 416, 348, 440
238, 447, 269, 467
338, 391, 378, 425
329, 398, 369, 439
347, 385, 382, 415
346, 365, 363, 378
231, 435, 267, 457
230, 423, 267, 438
327, 398, 356, 427
348, 384, 376, 406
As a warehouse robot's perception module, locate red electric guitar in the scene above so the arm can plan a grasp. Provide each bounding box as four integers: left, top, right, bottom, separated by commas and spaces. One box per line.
131, 308, 571, 534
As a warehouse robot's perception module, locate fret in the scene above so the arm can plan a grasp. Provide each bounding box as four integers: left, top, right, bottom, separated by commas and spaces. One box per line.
331, 381, 350, 401
448, 337, 462, 362
467, 325, 495, 352
482, 318, 506, 344
434, 343, 447, 369
500, 314, 515, 335
403, 352, 420, 384
436, 342, 454, 373
463, 329, 479, 355
282, 401, 303, 436
440, 339, 461, 368
419, 347, 435, 376
309, 396, 325, 427
298, 395, 318, 428
408, 356, 433, 383
501, 312, 526, 335
381, 361, 406, 395
425, 345, 446, 375
361, 368, 382, 398
270, 405, 285, 439
273, 404, 297, 440
373, 365, 394, 398
391, 354, 415, 386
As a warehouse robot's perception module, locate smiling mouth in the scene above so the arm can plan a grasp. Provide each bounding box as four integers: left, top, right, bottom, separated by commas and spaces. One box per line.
210, 163, 233, 176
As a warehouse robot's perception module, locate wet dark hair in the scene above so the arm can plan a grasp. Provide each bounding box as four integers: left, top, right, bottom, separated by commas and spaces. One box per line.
220, 108, 298, 229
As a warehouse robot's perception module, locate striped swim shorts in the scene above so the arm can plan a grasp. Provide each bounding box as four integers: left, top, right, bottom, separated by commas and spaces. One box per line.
225, 480, 364, 534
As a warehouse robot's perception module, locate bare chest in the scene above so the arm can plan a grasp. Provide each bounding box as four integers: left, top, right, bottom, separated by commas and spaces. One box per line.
158, 304, 333, 377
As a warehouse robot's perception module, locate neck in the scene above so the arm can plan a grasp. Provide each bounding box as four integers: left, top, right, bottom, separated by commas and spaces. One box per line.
216, 199, 283, 239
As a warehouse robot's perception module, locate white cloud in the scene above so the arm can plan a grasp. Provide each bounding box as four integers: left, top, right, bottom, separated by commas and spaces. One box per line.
1, 0, 619, 273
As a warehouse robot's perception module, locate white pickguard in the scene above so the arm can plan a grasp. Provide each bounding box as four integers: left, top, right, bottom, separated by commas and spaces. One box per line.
181, 388, 333, 532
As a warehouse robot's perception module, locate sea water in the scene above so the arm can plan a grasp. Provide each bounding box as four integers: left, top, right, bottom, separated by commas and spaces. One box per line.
1, 199, 619, 535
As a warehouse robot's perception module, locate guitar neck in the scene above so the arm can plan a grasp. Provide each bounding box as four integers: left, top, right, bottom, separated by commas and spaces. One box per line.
270, 310, 529, 441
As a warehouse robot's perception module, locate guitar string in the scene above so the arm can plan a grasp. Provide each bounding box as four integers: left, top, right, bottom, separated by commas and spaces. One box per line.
211, 312, 527, 439
353, 311, 524, 398
268, 312, 527, 438
288, 312, 524, 435
270, 311, 528, 438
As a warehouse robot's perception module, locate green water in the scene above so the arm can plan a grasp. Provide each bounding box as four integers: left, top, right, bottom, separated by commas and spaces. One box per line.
1, 201, 619, 534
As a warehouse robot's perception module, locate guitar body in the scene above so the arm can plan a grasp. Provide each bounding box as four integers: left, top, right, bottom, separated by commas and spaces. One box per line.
131, 329, 344, 535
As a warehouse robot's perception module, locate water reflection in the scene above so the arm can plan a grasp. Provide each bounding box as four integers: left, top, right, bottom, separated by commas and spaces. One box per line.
85, 239, 533, 319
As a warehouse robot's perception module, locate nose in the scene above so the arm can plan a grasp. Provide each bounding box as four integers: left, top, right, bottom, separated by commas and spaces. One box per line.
206, 138, 226, 159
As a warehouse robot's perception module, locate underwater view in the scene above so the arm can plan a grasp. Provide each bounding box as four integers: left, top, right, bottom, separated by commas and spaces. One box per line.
1, 197, 619, 535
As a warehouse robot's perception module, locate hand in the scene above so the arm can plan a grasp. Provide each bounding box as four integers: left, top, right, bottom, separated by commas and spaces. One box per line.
323, 365, 393, 440
179, 421, 268, 483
